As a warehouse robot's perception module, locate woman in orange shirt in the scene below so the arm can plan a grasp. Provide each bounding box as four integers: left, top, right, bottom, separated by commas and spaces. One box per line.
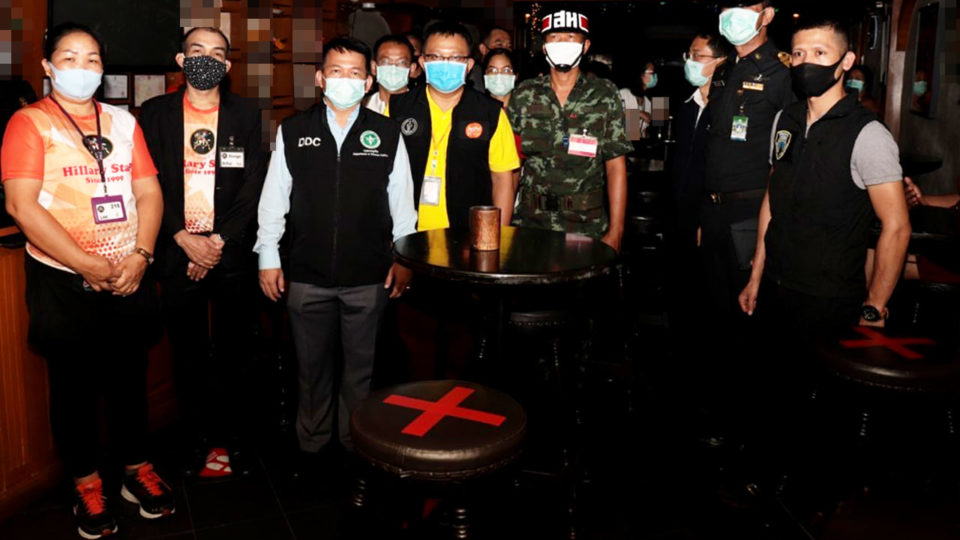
1, 23, 174, 539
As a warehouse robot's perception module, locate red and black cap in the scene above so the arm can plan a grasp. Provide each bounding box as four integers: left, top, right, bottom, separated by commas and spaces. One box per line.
540, 10, 590, 35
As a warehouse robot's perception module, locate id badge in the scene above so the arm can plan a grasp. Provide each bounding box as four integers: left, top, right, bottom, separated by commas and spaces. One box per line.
219, 145, 244, 168
731, 115, 749, 142
420, 176, 442, 207
568, 134, 599, 157
91, 195, 127, 224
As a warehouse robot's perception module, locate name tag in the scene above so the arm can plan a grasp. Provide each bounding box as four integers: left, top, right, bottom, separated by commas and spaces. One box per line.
731, 115, 749, 142
742, 81, 765, 91
567, 134, 598, 158
420, 176, 442, 206
91, 195, 127, 224
219, 145, 244, 168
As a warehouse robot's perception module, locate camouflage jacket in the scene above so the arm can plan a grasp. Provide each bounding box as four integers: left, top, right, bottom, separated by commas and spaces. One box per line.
507, 73, 633, 236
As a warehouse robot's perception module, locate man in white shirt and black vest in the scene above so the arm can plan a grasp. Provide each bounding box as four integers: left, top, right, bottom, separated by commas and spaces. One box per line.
254, 36, 417, 467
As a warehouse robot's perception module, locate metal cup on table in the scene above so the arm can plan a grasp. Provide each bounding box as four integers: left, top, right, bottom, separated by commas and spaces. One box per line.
469, 206, 500, 251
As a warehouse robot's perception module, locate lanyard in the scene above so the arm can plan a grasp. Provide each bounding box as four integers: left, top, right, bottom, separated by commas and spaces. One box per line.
49, 95, 109, 195
429, 123, 451, 174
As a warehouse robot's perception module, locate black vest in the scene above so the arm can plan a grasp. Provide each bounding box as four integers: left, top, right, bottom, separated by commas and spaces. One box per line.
390, 85, 501, 229
765, 94, 876, 298
281, 105, 399, 287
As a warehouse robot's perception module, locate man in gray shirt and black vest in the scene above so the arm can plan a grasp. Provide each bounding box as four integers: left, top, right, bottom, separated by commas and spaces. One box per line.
739, 18, 910, 335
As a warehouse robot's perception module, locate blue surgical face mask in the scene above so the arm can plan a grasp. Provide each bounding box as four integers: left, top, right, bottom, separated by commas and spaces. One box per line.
484, 74, 515, 97
324, 77, 366, 110
645, 72, 659, 90
424, 61, 467, 93
845, 79, 865, 93
376, 65, 409, 93
49, 65, 102, 101
719, 7, 761, 46
684, 59, 710, 87
913, 80, 928, 96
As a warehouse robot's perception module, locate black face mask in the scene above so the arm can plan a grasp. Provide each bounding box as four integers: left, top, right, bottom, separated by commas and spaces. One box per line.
183, 55, 227, 90
791, 57, 844, 99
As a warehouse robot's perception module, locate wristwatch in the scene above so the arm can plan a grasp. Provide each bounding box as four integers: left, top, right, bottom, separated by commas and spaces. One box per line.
134, 246, 154, 265
861, 304, 887, 322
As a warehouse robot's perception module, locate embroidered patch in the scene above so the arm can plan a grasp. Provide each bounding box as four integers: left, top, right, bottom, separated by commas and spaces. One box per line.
775, 130, 792, 161
401, 118, 418, 136
191, 129, 215, 155
465, 122, 483, 139
360, 130, 381, 149
83, 135, 113, 160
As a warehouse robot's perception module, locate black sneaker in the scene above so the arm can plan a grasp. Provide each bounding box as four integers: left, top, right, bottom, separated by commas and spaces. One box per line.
73, 478, 118, 539
120, 464, 176, 519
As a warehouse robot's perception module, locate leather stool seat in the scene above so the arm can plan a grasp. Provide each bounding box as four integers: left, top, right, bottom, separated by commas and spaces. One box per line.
350, 380, 526, 481
818, 326, 960, 394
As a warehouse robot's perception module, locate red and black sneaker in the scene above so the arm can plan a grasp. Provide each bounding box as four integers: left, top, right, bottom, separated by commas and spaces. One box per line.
73, 478, 118, 539
198, 447, 232, 478
120, 464, 176, 519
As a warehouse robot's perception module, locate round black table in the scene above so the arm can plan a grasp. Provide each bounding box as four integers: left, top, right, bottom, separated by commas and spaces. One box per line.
394, 226, 618, 287
394, 226, 618, 369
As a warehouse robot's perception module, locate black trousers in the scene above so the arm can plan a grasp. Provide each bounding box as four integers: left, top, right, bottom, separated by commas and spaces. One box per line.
25, 256, 157, 478
755, 277, 862, 341
161, 266, 257, 448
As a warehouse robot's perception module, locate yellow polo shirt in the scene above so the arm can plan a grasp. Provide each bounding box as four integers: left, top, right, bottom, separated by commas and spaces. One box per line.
407, 90, 520, 231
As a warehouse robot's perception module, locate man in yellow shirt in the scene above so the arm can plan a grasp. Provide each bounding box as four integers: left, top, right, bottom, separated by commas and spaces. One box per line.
390, 22, 519, 231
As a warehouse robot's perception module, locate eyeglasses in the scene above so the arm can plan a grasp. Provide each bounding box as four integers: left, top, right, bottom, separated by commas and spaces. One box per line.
422, 53, 470, 63
683, 51, 720, 62
378, 59, 411, 68
484, 66, 515, 75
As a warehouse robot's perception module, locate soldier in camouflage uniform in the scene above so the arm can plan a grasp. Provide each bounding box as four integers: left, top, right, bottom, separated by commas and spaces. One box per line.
507, 9, 633, 250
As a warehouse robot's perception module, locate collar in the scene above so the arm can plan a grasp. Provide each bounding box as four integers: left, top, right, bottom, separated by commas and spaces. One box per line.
685, 89, 706, 109
324, 102, 361, 129
738, 39, 778, 66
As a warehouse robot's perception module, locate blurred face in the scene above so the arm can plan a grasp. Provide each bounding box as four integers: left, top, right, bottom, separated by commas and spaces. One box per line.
176, 28, 231, 72
686, 36, 724, 80
544, 31, 586, 44
641, 62, 656, 87
481, 29, 512, 54
407, 35, 423, 78
542, 31, 590, 61
42, 31, 103, 76
317, 48, 372, 91
372, 41, 412, 76
791, 28, 853, 72
484, 53, 514, 76
420, 33, 474, 73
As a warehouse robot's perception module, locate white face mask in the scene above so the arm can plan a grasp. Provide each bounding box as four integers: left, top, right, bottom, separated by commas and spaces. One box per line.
544, 42, 584, 71
49, 65, 102, 101
484, 74, 516, 97
324, 77, 366, 110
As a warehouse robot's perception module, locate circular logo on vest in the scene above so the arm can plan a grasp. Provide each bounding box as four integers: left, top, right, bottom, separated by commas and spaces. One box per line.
191, 129, 216, 155
82, 135, 113, 160
465, 122, 483, 139
360, 130, 381, 149
401, 118, 418, 136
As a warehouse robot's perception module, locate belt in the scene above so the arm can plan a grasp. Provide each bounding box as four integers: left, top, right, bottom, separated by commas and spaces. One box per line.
523, 190, 604, 212
705, 188, 766, 205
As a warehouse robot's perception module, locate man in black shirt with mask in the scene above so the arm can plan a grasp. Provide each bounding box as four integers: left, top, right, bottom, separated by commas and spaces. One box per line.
739, 18, 910, 334
702, 0, 794, 329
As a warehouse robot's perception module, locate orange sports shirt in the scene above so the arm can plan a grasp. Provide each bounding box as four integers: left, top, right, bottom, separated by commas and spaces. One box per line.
1, 97, 157, 272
